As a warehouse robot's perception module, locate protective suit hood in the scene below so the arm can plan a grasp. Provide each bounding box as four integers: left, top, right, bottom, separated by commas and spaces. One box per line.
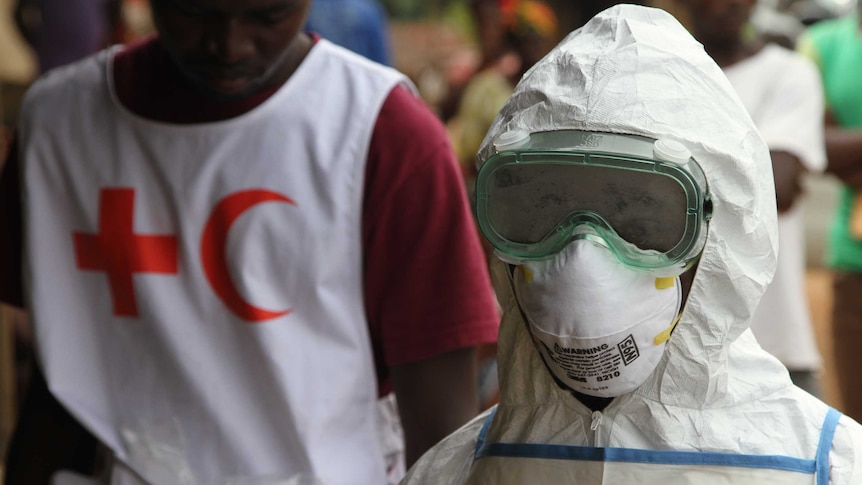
480, 3, 781, 411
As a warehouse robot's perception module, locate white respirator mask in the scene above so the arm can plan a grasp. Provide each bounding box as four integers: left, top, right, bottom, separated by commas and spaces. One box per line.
513, 239, 683, 398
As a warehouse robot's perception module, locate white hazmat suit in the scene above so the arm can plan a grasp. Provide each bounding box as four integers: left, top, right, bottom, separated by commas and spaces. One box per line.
401, 5, 862, 484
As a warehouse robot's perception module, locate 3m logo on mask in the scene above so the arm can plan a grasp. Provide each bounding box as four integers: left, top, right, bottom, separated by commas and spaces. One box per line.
617, 335, 640, 366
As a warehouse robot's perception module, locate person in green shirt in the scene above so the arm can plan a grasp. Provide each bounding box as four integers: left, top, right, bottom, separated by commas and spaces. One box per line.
798, 5, 862, 421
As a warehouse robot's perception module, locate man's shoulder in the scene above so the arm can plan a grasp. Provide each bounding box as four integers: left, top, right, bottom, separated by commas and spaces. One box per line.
316, 38, 400, 79
728, 43, 819, 93
28, 49, 107, 94
757, 43, 819, 76
374, 83, 446, 148
22, 50, 109, 121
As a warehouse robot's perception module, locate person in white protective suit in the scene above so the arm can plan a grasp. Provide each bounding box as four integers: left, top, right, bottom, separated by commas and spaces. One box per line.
400, 4, 862, 485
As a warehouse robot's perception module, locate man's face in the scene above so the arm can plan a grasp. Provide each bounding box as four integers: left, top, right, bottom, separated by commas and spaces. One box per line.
150, 0, 312, 99
687, 0, 755, 47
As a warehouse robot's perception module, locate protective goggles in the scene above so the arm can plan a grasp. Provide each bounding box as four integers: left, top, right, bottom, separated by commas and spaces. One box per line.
476, 130, 712, 276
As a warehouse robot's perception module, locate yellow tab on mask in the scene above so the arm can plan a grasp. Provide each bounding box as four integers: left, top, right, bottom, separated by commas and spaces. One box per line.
520, 266, 534, 284
655, 277, 675, 289
654, 312, 683, 345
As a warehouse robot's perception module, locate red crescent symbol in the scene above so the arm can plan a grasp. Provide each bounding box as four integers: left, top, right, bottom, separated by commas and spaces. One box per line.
201, 189, 296, 322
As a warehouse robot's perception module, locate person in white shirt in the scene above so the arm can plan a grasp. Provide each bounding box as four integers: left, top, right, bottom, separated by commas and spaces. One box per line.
687, 0, 827, 396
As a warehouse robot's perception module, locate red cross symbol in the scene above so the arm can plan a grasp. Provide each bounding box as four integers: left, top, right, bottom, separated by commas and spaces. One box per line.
73, 188, 178, 317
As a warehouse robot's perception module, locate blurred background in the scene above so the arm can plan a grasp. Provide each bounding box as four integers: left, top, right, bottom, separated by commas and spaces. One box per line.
0, 0, 857, 479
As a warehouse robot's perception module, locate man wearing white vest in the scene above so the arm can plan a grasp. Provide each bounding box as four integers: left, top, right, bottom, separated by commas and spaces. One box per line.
0, 0, 501, 484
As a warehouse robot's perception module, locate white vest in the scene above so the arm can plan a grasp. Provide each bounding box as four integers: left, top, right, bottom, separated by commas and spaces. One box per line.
19, 40, 404, 485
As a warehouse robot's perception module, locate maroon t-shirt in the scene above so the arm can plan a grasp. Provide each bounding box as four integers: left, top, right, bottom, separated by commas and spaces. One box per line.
0, 37, 500, 394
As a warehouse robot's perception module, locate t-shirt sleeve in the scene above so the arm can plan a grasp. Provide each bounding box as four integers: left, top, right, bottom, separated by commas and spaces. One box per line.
756, 54, 827, 173
363, 84, 500, 368
0, 135, 23, 307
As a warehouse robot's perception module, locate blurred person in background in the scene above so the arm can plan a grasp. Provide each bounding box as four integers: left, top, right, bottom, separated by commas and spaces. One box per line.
798, 0, 862, 421
303, 0, 392, 65
0, 0, 500, 483
447, 0, 558, 197
445, 0, 558, 410
471, 0, 507, 73
686, 0, 827, 397
14, 0, 122, 73
433, 0, 508, 124
118, 0, 157, 43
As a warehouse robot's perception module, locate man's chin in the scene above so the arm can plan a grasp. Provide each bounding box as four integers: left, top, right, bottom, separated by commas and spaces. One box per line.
209, 77, 255, 96
188, 74, 265, 101
206, 81, 260, 101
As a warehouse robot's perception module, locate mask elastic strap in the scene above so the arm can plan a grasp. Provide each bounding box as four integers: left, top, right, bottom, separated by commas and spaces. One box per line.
653, 262, 692, 344
654, 311, 683, 345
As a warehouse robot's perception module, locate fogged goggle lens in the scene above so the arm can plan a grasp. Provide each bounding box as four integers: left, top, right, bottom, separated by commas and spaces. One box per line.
487, 159, 687, 252
476, 147, 710, 273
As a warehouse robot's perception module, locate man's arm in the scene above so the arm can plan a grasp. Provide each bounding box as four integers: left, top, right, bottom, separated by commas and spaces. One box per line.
1, 137, 100, 484
745, 52, 825, 213
0, 138, 23, 308
797, 34, 862, 189
363, 85, 499, 468
771, 150, 806, 214
824, 111, 862, 189
391, 347, 480, 466
4, 366, 101, 484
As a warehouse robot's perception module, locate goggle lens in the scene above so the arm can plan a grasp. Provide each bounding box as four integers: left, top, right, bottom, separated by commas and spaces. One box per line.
486, 160, 688, 253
